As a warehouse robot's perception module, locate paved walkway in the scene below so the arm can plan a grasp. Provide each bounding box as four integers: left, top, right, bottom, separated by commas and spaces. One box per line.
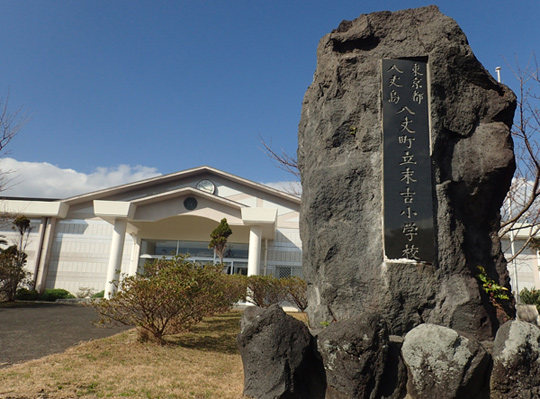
0, 302, 131, 368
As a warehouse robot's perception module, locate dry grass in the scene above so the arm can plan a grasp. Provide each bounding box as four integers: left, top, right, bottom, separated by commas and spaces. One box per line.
0, 311, 247, 399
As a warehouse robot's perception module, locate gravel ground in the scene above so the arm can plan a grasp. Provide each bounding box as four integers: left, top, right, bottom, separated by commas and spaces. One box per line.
0, 301, 131, 369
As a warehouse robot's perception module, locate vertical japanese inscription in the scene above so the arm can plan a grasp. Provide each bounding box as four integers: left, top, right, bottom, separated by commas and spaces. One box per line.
382, 59, 435, 263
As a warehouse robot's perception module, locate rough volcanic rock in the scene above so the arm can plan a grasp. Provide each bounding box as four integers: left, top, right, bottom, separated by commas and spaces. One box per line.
236, 305, 326, 399
298, 5, 516, 340
401, 323, 490, 399
316, 314, 401, 399
491, 320, 540, 398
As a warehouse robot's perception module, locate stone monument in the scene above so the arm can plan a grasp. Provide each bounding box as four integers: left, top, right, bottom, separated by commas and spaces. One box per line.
298, 5, 515, 341
237, 6, 540, 399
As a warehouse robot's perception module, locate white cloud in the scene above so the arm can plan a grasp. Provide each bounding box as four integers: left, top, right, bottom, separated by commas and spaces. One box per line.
0, 157, 300, 200
0, 158, 161, 199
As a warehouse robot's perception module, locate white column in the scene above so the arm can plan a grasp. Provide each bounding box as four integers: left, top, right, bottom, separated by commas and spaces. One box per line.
34, 218, 57, 293
32, 218, 48, 289
129, 235, 141, 276
104, 218, 128, 298
533, 249, 540, 289
247, 225, 262, 276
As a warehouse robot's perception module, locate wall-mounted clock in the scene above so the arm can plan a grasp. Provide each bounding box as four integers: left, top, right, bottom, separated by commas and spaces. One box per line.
196, 179, 215, 194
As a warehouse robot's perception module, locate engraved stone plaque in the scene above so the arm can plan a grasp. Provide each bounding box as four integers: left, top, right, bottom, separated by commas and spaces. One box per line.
382, 58, 435, 263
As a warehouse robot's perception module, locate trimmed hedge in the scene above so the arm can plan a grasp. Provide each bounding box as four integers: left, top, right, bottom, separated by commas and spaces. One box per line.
15, 288, 40, 300
40, 289, 75, 301
14, 288, 75, 301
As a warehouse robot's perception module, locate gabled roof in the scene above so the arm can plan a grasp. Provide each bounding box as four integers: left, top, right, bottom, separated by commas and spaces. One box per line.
131, 186, 246, 209
61, 165, 300, 205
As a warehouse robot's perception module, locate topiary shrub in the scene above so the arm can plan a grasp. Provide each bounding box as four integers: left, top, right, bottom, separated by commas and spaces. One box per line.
15, 287, 40, 300
208, 218, 232, 264
40, 288, 75, 301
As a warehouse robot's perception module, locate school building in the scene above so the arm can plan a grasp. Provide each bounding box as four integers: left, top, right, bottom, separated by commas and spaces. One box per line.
0, 166, 302, 298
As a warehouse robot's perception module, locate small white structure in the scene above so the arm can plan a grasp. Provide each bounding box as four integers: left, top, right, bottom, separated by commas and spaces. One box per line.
0, 166, 302, 297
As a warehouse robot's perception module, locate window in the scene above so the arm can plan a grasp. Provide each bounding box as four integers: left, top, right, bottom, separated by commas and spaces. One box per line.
140, 240, 248, 260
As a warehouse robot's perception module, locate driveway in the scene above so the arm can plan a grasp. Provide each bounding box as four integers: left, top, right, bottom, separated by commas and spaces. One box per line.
0, 302, 131, 368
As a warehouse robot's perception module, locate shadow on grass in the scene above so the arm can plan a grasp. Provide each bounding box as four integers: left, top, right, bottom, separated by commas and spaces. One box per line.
165, 312, 242, 355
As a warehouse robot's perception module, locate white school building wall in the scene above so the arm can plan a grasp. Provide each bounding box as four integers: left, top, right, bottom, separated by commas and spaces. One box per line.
501, 228, 540, 296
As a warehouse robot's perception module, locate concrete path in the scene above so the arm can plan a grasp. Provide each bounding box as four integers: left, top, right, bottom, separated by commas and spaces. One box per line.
0, 302, 131, 368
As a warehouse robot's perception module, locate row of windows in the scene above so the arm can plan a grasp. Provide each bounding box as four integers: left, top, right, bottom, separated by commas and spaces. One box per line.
140, 239, 249, 259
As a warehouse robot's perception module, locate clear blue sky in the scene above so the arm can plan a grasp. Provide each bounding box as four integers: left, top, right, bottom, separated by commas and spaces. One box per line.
0, 0, 538, 195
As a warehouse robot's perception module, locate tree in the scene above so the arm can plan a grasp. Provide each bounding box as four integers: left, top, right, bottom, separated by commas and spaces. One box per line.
0, 93, 30, 192
259, 134, 300, 180
0, 215, 32, 301
209, 218, 232, 264
259, 135, 301, 197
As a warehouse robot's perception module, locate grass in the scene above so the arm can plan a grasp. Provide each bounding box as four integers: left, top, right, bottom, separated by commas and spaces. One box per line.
0, 311, 247, 399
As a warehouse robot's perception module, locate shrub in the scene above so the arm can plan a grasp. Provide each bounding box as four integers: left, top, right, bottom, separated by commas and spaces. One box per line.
15, 287, 40, 300
282, 276, 308, 312
40, 288, 75, 301
246, 275, 288, 308
92, 255, 245, 344
91, 290, 105, 298
520, 287, 540, 313
0, 246, 29, 302
0, 215, 32, 302
219, 274, 247, 311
